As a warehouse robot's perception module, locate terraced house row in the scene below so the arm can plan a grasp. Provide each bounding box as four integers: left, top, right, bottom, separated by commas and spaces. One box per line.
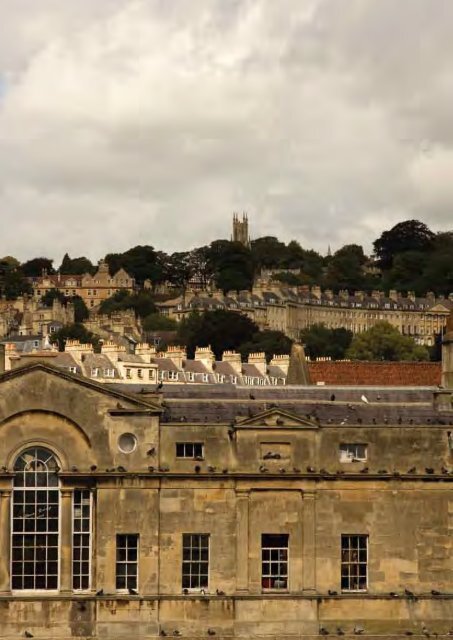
158, 285, 453, 345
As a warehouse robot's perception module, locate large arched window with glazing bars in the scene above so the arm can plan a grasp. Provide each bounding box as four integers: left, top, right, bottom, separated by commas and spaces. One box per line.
12, 447, 92, 591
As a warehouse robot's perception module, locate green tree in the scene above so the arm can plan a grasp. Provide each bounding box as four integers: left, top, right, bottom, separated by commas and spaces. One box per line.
105, 246, 166, 285
346, 321, 429, 361
300, 324, 353, 360
208, 240, 255, 293
177, 310, 258, 359
373, 220, 434, 269
251, 236, 287, 269
142, 313, 178, 331
21, 257, 55, 277
59, 253, 95, 275
0, 260, 32, 300
72, 296, 89, 323
41, 289, 66, 307
99, 290, 156, 319
324, 244, 367, 291
239, 330, 293, 362
49, 323, 101, 352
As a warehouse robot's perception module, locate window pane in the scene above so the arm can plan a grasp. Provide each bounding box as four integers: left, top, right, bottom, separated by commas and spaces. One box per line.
341, 534, 368, 592
12, 447, 60, 591
181, 534, 210, 590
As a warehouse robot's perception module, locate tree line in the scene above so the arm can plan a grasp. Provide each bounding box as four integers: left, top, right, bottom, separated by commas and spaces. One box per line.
1, 219, 452, 302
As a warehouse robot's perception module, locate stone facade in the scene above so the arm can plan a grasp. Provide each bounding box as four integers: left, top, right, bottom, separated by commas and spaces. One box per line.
231, 213, 250, 247
0, 360, 452, 638
157, 286, 453, 346
29, 260, 135, 309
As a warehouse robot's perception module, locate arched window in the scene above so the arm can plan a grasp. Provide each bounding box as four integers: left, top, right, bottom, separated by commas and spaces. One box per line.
12, 447, 60, 590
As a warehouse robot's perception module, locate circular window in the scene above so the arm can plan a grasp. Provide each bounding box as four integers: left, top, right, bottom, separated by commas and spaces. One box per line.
118, 433, 137, 454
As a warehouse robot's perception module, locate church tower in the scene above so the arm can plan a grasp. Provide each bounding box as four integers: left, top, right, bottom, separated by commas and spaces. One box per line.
232, 212, 251, 247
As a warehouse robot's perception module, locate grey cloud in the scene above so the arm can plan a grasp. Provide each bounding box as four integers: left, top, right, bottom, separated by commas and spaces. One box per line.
0, 0, 452, 262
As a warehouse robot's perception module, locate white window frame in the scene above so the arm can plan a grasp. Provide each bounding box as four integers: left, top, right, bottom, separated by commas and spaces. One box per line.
261, 534, 289, 591
339, 443, 368, 463
116, 534, 139, 593
168, 371, 178, 381
176, 443, 204, 459
72, 489, 92, 591
90, 368, 99, 378
341, 534, 368, 592
182, 533, 209, 591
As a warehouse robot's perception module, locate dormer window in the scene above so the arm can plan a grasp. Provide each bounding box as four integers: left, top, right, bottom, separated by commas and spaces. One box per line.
91, 368, 99, 377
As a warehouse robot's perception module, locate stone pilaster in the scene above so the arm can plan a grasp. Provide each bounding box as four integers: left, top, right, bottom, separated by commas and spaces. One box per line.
235, 489, 250, 592
0, 490, 12, 593
60, 488, 73, 592
302, 490, 316, 593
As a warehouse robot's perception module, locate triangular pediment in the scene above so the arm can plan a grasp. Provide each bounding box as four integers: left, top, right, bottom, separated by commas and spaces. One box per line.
429, 303, 451, 313
236, 407, 318, 429
0, 362, 162, 414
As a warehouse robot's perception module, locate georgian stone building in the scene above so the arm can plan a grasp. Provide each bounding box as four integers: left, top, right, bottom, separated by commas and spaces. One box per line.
157, 286, 453, 346
0, 320, 453, 637
29, 260, 135, 309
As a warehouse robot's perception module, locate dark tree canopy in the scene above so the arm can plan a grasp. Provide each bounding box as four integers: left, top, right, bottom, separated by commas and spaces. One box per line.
176, 310, 259, 359
49, 323, 101, 352
300, 324, 353, 360
105, 246, 165, 285
99, 290, 156, 319
0, 260, 32, 300
21, 257, 55, 277
59, 253, 95, 275
208, 241, 255, 293
239, 330, 293, 362
324, 244, 367, 291
373, 220, 435, 269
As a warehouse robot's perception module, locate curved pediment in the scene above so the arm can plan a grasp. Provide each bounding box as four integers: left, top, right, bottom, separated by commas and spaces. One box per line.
235, 408, 318, 430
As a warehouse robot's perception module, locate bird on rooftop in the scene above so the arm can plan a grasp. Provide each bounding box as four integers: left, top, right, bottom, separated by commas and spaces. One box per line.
148, 466, 155, 472
208, 629, 216, 635
157, 382, 163, 390
216, 589, 225, 595
207, 466, 216, 473
330, 394, 336, 402
90, 464, 97, 472
328, 590, 337, 596
361, 395, 369, 404
307, 466, 316, 473
259, 465, 268, 473
116, 402, 124, 410
407, 467, 416, 474
117, 466, 127, 472
96, 589, 104, 596
404, 588, 415, 597
249, 392, 255, 400
360, 467, 369, 474
319, 627, 329, 636
353, 626, 365, 635
128, 587, 138, 595
25, 632, 34, 638
337, 628, 345, 636
147, 448, 156, 456
425, 467, 434, 474
71, 465, 78, 472
431, 589, 441, 596
182, 588, 188, 595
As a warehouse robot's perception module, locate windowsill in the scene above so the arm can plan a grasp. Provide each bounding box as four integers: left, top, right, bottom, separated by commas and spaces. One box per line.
262, 588, 289, 593
341, 589, 368, 594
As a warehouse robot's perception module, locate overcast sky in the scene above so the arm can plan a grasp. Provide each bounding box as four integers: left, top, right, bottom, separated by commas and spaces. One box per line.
1, 0, 452, 264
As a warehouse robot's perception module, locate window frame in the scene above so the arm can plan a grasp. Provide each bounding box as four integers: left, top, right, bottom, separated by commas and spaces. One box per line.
176, 442, 204, 460
341, 534, 368, 592
11, 447, 61, 592
116, 533, 139, 593
339, 443, 368, 463
261, 533, 289, 591
72, 489, 93, 591
181, 533, 210, 591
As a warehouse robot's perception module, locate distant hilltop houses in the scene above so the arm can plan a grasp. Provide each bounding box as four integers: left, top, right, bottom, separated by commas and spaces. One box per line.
157, 286, 452, 347
0, 214, 452, 348
29, 259, 135, 308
